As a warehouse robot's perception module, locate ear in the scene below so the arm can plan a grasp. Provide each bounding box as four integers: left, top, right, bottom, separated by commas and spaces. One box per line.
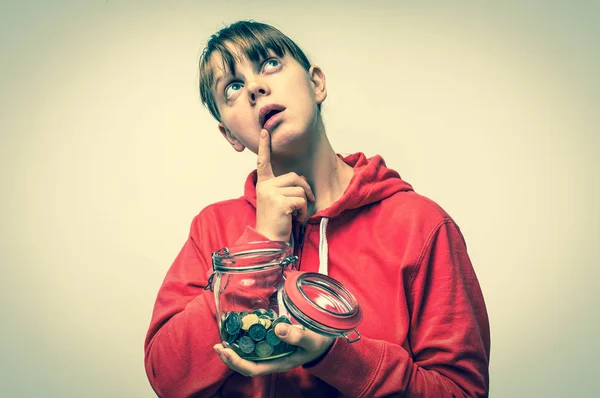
308, 65, 327, 105
218, 123, 246, 152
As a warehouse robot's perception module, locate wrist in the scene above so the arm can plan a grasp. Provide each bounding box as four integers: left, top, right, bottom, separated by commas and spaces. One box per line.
305, 339, 335, 368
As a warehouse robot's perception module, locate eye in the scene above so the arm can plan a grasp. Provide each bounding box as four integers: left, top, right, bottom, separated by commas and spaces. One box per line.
225, 82, 243, 99
262, 58, 281, 72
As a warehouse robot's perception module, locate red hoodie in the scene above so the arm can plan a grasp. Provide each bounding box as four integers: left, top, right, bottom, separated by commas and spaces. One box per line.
144, 152, 490, 397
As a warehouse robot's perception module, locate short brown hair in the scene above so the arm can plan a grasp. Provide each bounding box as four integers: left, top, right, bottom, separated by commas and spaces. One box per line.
198, 20, 315, 121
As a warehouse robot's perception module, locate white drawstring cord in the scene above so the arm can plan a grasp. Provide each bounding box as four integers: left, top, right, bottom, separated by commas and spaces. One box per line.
318, 217, 330, 276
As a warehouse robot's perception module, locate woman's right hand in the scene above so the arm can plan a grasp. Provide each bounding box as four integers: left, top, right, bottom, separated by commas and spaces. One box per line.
255, 129, 315, 242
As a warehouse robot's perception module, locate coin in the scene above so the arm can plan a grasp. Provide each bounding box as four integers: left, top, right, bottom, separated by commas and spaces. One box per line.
220, 308, 294, 360
224, 312, 241, 335
265, 328, 281, 346
252, 309, 267, 317
259, 315, 272, 329
248, 323, 267, 341
238, 336, 255, 354
241, 313, 260, 331
271, 315, 292, 329
225, 330, 239, 345
255, 341, 274, 358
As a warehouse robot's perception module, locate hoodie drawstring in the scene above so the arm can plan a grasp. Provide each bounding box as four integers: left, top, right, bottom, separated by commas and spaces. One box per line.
318, 217, 329, 276
290, 217, 330, 276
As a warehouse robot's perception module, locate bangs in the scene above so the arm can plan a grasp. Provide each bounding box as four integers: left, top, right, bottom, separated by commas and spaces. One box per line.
215, 34, 289, 78
199, 21, 312, 121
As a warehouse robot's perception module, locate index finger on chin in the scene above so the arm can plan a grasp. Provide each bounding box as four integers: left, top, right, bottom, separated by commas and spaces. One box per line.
256, 129, 274, 180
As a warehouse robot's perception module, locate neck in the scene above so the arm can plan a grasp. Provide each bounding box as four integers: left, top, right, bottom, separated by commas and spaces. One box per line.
270, 119, 354, 218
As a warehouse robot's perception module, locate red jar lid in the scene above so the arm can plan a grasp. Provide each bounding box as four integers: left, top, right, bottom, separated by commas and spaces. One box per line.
283, 271, 362, 333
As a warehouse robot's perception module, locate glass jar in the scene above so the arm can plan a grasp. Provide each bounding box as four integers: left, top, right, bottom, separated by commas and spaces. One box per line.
208, 240, 362, 362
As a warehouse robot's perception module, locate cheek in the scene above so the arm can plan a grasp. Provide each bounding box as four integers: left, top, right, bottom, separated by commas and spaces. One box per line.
284, 78, 316, 113
222, 109, 247, 133
221, 109, 260, 150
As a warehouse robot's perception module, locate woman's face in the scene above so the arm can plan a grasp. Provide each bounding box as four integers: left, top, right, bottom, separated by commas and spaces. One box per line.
211, 46, 327, 157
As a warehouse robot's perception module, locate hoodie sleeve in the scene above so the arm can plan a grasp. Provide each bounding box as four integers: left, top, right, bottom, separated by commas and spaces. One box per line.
144, 212, 270, 397
305, 219, 490, 397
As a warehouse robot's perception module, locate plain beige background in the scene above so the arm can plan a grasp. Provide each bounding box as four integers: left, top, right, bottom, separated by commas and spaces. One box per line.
1, 1, 598, 397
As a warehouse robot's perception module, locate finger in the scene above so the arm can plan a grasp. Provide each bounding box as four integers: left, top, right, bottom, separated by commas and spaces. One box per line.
286, 197, 308, 223
220, 346, 296, 377
256, 129, 274, 181
275, 323, 321, 351
278, 186, 308, 199
213, 344, 228, 364
272, 173, 315, 202
219, 347, 254, 376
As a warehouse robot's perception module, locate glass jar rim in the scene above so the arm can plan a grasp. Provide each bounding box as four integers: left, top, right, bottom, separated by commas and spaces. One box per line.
282, 271, 363, 334
212, 240, 294, 272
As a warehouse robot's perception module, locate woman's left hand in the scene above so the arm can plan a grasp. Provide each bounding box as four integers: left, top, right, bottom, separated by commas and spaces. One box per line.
213, 323, 334, 377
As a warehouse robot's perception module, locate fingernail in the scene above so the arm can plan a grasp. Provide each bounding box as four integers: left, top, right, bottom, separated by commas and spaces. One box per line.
261, 130, 267, 138
277, 323, 290, 337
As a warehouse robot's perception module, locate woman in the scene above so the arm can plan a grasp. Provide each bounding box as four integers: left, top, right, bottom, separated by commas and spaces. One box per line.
144, 20, 490, 397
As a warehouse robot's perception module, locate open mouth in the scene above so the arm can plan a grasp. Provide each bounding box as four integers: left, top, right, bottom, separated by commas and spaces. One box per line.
259, 104, 286, 128
264, 109, 283, 126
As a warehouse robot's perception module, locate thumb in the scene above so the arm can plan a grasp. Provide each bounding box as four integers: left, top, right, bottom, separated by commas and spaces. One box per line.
275, 323, 314, 350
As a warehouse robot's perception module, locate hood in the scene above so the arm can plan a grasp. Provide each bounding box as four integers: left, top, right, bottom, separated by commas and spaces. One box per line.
243, 152, 413, 277
243, 152, 413, 217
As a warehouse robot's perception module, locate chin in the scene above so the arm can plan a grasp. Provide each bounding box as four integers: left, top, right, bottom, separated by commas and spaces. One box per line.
271, 127, 310, 156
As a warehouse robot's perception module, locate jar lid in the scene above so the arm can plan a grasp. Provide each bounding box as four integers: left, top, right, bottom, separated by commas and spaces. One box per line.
282, 272, 362, 341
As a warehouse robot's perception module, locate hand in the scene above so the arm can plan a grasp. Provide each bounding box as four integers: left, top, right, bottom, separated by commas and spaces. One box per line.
213, 323, 334, 377
255, 129, 315, 242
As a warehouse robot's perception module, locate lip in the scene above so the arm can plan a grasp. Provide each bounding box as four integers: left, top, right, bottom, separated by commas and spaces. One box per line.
263, 110, 285, 132
259, 104, 286, 129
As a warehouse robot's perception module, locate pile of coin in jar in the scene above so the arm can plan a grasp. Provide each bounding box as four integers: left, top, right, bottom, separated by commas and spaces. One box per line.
220, 309, 296, 360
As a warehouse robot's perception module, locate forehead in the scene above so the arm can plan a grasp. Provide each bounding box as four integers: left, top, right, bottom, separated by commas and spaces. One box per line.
209, 44, 279, 80
209, 49, 248, 79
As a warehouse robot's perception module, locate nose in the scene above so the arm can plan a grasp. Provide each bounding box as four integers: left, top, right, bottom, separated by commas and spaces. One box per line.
246, 79, 270, 105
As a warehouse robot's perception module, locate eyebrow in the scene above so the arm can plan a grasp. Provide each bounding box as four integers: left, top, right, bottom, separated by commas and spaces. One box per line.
212, 60, 238, 92
212, 53, 277, 93
213, 70, 234, 93
214, 75, 224, 89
